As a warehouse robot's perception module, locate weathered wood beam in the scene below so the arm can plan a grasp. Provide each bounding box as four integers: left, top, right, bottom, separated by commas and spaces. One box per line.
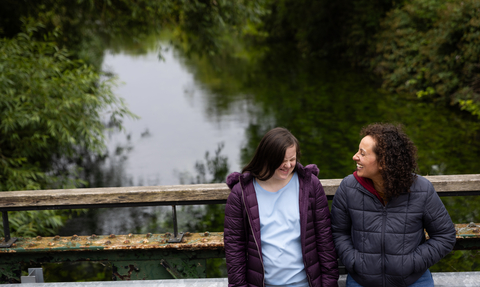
0, 174, 479, 210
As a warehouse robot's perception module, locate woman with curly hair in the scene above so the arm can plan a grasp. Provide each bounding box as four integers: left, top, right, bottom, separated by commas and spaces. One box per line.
331, 123, 456, 287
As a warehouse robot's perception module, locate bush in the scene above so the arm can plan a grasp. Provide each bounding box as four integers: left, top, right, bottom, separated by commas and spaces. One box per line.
0, 21, 133, 236
371, 0, 480, 117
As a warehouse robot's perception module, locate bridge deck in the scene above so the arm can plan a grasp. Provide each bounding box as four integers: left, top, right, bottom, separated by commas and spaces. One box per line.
2, 273, 480, 287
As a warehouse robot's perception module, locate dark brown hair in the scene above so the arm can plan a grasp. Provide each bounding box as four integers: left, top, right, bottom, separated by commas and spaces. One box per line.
242, 127, 301, 181
361, 123, 418, 199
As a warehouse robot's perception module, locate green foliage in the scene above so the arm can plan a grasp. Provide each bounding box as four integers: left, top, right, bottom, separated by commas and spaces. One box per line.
371, 0, 480, 118
0, 0, 262, 239
0, 0, 267, 63
0, 22, 132, 191
0, 21, 135, 237
1, 211, 65, 238
172, 0, 268, 56
256, 0, 401, 60
431, 250, 480, 272
252, 0, 480, 119
176, 39, 480, 179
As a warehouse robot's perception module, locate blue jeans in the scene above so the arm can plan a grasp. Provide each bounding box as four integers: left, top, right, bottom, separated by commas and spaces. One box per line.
346, 269, 434, 287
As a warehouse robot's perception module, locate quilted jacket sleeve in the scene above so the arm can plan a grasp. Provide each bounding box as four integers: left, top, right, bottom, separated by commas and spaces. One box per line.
412, 182, 456, 273
331, 179, 357, 274
313, 175, 340, 286
224, 183, 248, 287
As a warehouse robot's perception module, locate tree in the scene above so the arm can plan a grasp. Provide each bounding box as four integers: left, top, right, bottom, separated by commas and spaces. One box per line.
254, 0, 480, 119
0, 0, 266, 238
0, 21, 135, 237
371, 0, 480, 118
0, 0, 267, 64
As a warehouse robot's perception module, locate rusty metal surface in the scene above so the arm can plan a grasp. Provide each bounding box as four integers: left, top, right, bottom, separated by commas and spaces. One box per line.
1, 222, 478, 254
0, 232, 224, 253
455, 223, 480, 238
2, 223, 479, 254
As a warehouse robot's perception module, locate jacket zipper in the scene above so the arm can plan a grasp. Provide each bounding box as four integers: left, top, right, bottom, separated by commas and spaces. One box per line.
358, 185, 388, 287
240, 176, 265, 287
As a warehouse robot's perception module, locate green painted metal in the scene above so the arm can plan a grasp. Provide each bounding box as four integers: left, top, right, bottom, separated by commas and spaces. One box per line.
160, 258, 206, 279
0, 232, 224, 283
0, 248, 221, 283
454, 238, 480, 250
112, 260, 173, 280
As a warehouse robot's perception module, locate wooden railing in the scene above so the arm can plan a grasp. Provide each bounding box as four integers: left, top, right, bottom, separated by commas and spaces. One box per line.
2, 174, 479, 209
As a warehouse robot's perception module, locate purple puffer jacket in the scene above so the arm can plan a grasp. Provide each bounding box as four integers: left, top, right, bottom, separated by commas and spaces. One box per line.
224, 163, 339, 287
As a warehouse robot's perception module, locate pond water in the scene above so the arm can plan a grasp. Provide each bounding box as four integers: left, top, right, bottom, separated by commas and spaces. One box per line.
101, 47, 248, 187
59, 39, 480, 273
103, 47, 480, 184
62, 40, 480, 229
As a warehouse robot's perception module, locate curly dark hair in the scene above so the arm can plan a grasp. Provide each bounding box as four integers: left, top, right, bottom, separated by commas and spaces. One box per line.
361, 123, 418, 199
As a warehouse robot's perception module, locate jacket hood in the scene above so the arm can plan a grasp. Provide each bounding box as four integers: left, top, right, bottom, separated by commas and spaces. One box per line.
226, 172, 242, 189
297, 163, 319, 178
226, 163, 319, 189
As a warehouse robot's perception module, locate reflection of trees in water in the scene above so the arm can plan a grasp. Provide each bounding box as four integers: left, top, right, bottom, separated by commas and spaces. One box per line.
171, 142, 230, 278
79, 134, 134, 189
175, 48, 480, 272
59, 133, 164, 236
60, 141, 230, 235
176, 142, 229, 185
169, 143, 229, 234
180, 49, 480, 177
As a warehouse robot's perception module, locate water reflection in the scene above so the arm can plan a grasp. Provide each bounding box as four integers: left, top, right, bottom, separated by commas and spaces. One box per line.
101, 47, 247, 187
177, 51, 480, 272
178, 53, 480, 179
60, 142, 230, 237
64, 39, 480, 273
71, 41, 480, 230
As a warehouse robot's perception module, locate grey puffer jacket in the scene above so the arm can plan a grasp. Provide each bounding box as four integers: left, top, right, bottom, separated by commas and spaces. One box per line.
224, 163, 339, 287
331, 174, 456, 287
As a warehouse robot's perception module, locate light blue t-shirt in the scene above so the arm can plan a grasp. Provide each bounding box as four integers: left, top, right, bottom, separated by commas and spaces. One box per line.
254, 172, 309, 287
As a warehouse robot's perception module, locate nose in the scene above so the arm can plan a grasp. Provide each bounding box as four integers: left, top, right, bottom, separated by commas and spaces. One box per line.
284, 161, 291, 168
352, 152, 359, 161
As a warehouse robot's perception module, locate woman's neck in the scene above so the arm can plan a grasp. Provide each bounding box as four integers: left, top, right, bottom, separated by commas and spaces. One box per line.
257, 172, 294, 193
372, 178, 386, 201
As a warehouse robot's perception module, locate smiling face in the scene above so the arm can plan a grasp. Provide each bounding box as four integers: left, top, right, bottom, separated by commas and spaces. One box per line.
271, 145, 297, 182
353, 136, 383, 184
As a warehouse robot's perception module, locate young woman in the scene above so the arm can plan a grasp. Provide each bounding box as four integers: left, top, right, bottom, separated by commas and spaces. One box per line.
224, 127, 339, 287
331, 123, 456, 287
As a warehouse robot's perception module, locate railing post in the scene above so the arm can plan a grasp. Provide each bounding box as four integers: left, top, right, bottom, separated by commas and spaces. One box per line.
172, 205, 178, 238
2, 211, 10, 242
168, 205, 184, 243
1, 211, 17, 248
